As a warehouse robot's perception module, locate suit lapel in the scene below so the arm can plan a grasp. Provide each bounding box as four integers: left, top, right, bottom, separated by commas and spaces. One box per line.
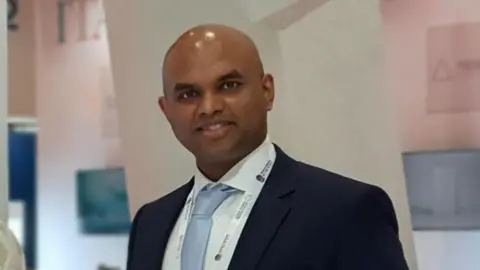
228, 145, 297, 270
151, 180, 194, 269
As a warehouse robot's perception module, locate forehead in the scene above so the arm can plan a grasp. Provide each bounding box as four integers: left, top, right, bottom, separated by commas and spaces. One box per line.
163, 41, 253, 86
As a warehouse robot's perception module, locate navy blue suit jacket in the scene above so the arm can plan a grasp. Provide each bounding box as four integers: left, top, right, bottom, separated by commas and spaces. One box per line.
126, 145, 409, 270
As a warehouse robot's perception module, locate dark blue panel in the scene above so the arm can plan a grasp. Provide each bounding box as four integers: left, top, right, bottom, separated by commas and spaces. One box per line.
8, 129, 36, 268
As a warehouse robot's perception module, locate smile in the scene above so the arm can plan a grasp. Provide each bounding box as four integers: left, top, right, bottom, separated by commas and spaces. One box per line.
198, 122, 233, 139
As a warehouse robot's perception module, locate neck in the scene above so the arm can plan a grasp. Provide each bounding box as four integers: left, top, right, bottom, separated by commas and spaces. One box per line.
197, 157, 244, 181
196, 134, 268, 181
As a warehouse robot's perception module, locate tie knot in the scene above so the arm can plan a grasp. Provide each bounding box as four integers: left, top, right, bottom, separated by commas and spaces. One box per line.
192, 184, 235, 217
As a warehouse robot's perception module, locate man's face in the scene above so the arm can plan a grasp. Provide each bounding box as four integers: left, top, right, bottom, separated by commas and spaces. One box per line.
159, 42, 274, 163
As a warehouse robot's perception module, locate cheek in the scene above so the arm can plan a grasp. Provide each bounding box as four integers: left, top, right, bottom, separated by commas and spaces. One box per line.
236, 103, 266, 127
167, 110, 192, 133
231, 90, 264, 109
172, 116, 190, 130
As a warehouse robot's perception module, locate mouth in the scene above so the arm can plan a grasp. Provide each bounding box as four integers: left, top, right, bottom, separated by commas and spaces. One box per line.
196, 121, 234, 139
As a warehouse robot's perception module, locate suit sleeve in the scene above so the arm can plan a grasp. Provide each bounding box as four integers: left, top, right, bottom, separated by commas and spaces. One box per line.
336, 186, 410, 270
126, 204, 146, 270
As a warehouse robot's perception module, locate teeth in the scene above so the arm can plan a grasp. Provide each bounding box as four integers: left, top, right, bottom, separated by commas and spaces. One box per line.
206, 124, 222, 131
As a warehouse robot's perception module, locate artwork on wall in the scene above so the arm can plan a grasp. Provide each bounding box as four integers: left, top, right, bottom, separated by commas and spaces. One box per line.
427, 22, 480, 113
76, 167, 131, 234
402, 149, 480, 230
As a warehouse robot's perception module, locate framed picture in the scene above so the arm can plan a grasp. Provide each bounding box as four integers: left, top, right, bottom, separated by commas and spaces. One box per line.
403, 149, 480, 230
76, 167, 131, 234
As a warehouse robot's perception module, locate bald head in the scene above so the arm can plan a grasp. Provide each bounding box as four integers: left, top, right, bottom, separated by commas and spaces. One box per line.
162, 24, 264, 93
158, 24, 275, 180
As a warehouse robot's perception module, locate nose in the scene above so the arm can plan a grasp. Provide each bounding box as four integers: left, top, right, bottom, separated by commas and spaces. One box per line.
198, 91, 225, 117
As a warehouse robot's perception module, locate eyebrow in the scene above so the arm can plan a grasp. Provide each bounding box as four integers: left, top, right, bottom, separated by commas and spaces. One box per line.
173, 82, 196, 93
217, 69, 244, 82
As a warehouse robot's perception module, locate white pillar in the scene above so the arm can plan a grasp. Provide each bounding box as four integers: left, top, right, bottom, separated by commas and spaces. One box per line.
35, 1, 128, 269
0, 0, 9, 223
272, 1, 417, 267
104, 0, 416, 268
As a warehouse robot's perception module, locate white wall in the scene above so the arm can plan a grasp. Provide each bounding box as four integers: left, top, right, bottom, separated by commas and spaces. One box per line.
382, 1, 480, 270
274, 2, 417, 265
383, 0, 480, 151
8, 201, 25, 246
0, 0, 9, 223
104, 0, 416, 268
413, 231, 480, 270
35, 0, 128, 269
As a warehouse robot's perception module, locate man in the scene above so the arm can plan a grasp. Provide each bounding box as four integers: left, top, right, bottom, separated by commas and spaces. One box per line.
126, 24, 409, 270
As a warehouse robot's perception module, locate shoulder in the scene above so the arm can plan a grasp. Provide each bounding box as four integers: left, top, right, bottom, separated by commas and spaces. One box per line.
297, 161, 386, 198
291, 160, 395, 218
273, 145, 390, 204
284, 159, 399, 233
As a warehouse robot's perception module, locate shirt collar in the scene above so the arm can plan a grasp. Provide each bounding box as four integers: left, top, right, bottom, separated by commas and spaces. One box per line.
193, 135, 276, 198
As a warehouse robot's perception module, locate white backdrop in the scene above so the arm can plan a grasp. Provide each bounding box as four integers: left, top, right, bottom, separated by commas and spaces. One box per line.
0, 0, 9, 223
104, 0, 417, 268
8, 201, 25, 246
35, 1, 128, 269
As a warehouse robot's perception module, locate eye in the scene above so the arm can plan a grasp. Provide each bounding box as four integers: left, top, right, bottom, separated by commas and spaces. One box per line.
220, 81, 241, 91
178, 90, 199, 100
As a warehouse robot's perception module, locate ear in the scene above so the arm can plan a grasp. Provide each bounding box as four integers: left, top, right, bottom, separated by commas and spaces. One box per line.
262, 74, 275, 111
158, 96, 168, 117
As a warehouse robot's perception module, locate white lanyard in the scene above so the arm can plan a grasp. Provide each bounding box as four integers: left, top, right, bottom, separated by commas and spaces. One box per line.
174, 158, 275, 270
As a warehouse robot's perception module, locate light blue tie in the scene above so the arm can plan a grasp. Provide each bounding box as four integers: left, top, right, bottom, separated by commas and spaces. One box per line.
181, 185, 235, 270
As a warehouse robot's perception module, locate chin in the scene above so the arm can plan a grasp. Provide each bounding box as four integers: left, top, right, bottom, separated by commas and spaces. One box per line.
196, 139, 242, 160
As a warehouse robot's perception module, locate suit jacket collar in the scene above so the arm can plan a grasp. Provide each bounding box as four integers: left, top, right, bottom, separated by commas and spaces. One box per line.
154, 144, 298, 270
228, 144, 298, 270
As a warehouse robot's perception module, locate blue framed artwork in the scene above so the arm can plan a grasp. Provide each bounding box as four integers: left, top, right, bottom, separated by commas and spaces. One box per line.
76, 167, 131, 234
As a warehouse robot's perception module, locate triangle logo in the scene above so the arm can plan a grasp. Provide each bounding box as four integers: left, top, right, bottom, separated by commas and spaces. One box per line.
432, 60, 454, 82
